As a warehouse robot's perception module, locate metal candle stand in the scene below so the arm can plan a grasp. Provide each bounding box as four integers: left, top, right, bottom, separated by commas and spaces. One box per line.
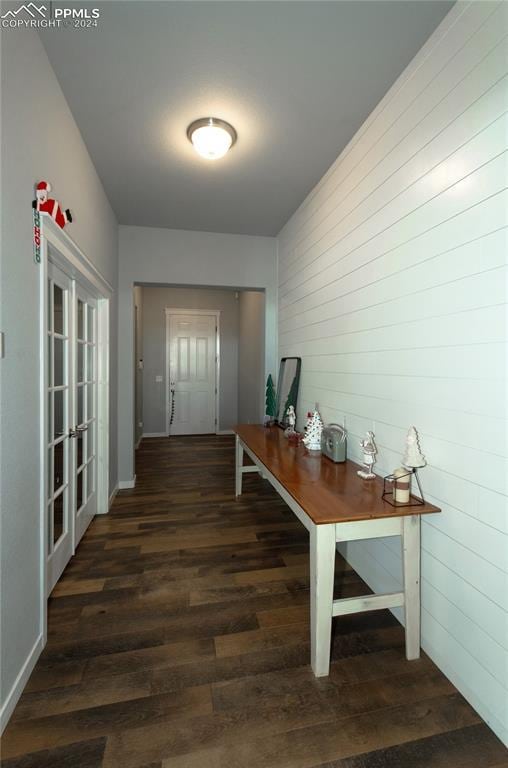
382, 467, 425, 507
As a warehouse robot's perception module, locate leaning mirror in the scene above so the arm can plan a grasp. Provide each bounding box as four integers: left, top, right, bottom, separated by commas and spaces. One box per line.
275, 357, 301, 427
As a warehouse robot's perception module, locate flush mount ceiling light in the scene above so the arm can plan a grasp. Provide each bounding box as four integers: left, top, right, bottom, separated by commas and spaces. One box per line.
187, 117, 237, 160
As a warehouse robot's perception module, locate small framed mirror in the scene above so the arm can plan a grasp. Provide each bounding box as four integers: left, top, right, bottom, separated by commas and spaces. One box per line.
275, 357, 301, 427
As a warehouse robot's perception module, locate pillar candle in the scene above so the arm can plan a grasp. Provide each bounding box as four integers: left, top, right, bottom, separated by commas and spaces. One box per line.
393, 467, 411, 503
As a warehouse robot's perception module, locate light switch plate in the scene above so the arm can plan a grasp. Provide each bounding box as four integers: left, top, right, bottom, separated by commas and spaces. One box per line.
155, 375, 163, 383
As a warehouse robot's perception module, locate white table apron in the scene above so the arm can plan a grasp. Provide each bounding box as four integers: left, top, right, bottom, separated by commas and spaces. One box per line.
235, 434, 421, 677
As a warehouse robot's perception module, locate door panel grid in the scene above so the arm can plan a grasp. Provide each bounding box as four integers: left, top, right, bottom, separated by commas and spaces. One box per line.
46, 262, 99, 593
75, 293, 97, 522
47, 273, 70, 554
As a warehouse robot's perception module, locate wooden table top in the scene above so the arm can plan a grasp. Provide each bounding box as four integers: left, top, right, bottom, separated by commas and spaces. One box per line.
235, 424, 441, 525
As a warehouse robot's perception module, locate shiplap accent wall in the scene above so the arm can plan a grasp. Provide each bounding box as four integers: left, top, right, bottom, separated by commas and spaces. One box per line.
277, 1, 508, 744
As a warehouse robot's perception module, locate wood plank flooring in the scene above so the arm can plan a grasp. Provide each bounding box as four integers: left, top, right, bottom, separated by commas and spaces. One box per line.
2, 435, 506, 767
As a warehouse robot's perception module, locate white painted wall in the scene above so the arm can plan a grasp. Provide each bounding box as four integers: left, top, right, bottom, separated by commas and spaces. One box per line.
277, 1, 508, 745
238, 291, 266, 424
0, 30, 118, 728
140, 286, 240, 433
118, 226, 277, 481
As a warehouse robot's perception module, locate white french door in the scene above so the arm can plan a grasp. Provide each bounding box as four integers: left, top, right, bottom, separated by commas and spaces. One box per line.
46, 263, 73, 590
46, 262, 98, 593
166, 311, 218, 435
74, 284, 98, 545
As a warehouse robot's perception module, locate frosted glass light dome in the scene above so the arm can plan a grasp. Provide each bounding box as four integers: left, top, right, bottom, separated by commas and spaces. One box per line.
187, 118, 237, 160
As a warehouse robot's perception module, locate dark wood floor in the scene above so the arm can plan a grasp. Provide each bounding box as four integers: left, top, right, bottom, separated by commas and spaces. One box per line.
2, 435, 506, 767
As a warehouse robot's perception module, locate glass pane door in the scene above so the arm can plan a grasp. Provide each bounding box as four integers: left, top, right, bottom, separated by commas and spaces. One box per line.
46, 261, 101, 594
46, 263, 73, 592
74, 286, 98, 545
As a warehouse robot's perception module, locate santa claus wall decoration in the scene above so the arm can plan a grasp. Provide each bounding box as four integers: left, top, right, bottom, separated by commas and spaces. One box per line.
32, 181, 72, 230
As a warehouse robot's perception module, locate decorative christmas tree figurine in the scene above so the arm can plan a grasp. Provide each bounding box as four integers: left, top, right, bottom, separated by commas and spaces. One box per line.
303, 410, 323, 452
357, 431, 377, 479
265, 374, 276, 423
304, 411, 312, 435
402, 426, 426, 468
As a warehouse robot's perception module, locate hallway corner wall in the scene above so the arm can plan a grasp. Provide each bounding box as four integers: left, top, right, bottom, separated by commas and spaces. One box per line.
133, 286, 144, 447
238, 291, 266, 424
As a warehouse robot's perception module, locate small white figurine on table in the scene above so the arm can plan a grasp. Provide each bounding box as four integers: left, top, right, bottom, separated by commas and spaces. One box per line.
357, 431, 377, 479
284, 405, 296, 437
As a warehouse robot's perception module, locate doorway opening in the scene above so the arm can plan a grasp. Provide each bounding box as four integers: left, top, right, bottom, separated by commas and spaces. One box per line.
133, 285, 265, 440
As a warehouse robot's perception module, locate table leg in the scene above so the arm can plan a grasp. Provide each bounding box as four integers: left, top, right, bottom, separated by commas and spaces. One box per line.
402, 514, 421, 660
235, 435, 243, 498
310, 523, 336, 677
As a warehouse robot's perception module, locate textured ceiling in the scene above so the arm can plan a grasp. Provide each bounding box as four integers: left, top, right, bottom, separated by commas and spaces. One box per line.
40, 1, 454, 235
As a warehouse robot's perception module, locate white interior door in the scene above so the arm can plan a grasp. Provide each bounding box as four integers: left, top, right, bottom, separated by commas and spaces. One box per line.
74, 286, 98, 545
46, 264, 99, 594
168, 313, 217, 435
46, 263, 73, 591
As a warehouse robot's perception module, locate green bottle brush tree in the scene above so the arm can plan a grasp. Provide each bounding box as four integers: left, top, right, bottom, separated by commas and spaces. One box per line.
265, 374, 276, 424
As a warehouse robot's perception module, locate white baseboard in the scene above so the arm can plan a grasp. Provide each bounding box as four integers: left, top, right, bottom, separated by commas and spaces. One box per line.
142, 432, 167, 438
118, 475, 136, 490
109, 484, 119, 508
216, 429, 234, 435
1, 633, 44, 733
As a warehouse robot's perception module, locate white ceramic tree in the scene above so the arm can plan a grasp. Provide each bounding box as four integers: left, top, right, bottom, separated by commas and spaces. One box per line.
402, 426, 426, 468
303, 410, 323, 451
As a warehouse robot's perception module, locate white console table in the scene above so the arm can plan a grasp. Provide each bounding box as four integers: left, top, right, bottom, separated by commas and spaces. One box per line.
234, 425, 440, 677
